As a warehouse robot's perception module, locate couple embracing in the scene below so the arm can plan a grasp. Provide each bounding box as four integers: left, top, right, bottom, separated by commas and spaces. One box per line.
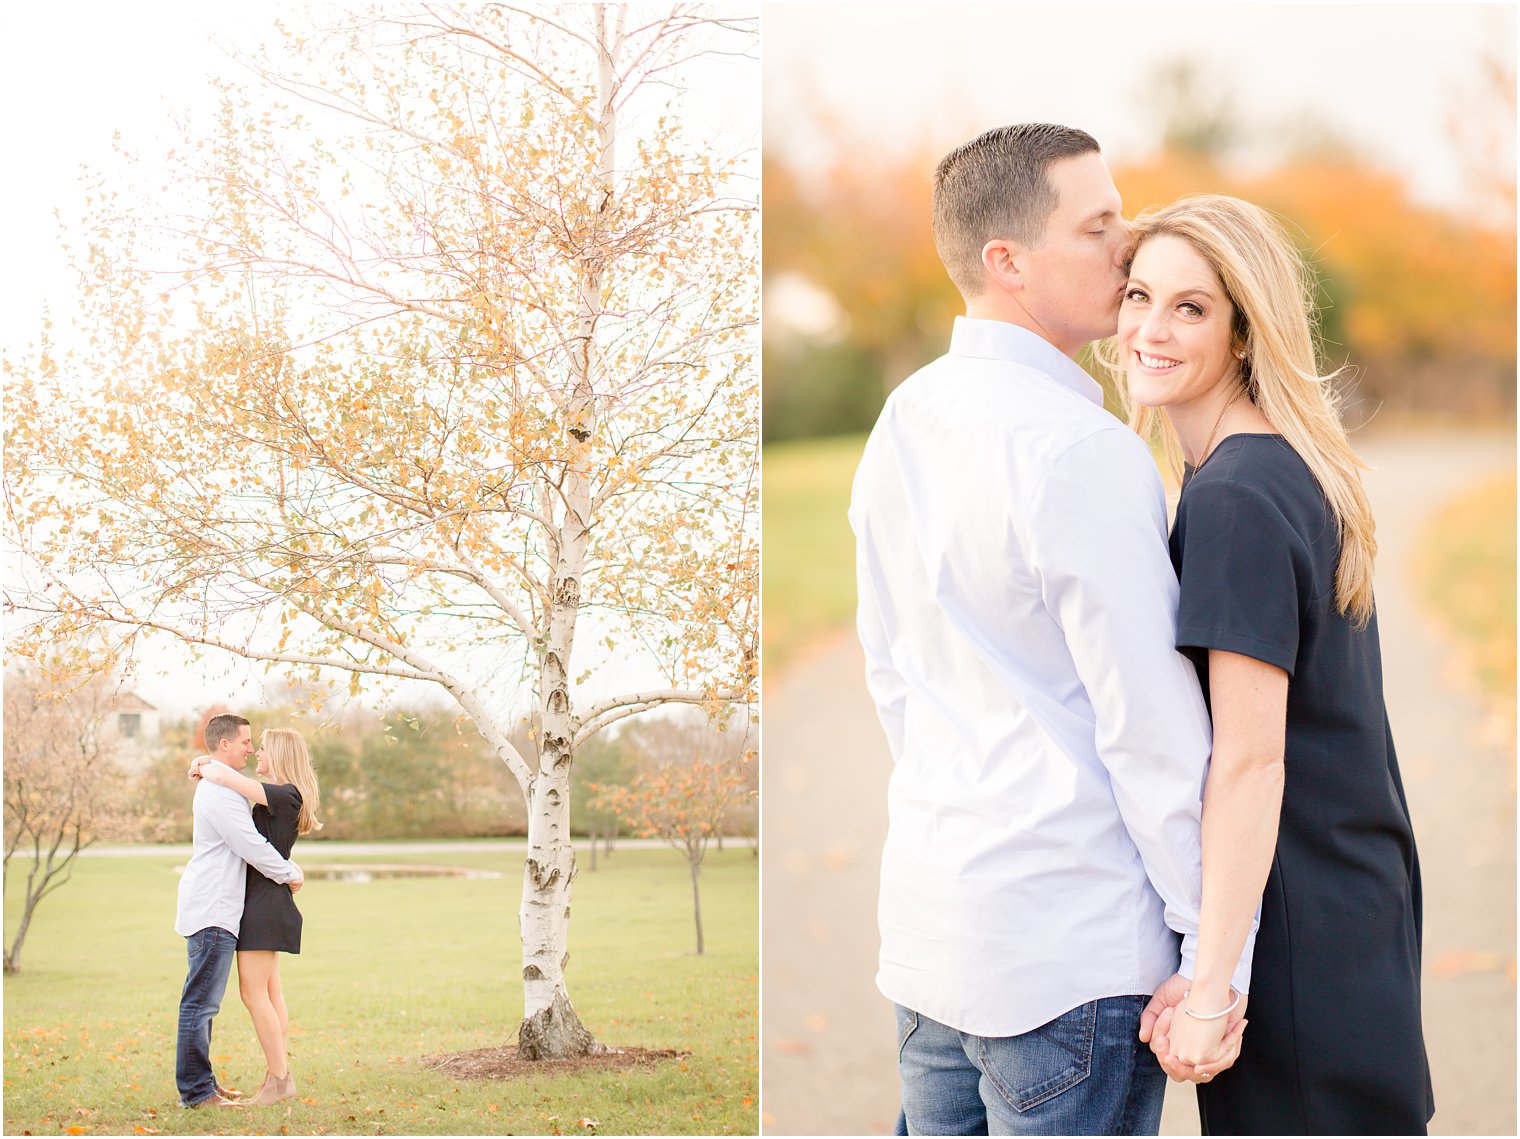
850, 125, 1433, 1135
174, 713, 322, 1109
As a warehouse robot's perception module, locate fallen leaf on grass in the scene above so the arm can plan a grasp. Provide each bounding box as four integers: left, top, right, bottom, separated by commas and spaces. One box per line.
65, 1128, 89, 1135
577, 1118, 601, 1130
301, 1097, 318, 1105
133, 1129, 161, 1135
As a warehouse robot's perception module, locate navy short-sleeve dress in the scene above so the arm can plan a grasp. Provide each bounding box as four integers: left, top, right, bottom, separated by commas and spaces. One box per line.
237, 783, 304, 954
1171, 434, 1432, 1136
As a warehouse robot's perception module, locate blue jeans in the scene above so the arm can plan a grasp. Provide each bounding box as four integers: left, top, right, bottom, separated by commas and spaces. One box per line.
896, 996, 1165, 1135
176, 926, 237, 1106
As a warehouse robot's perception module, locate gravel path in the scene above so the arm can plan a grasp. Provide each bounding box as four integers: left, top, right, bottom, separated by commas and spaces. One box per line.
760, 427, 1516, 1136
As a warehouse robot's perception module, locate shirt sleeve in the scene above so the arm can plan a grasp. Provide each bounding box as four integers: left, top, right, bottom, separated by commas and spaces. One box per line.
265, 783, 303, 824
1026, 429, 1257, 991
1175, 478, 1306, 675
854, 536, 908, 763
850, 428, 910, 765
204, 785, 301, 884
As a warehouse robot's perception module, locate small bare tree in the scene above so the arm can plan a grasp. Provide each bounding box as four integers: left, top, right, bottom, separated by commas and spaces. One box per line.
590, 715, 753, 954
3, 668, 134, 973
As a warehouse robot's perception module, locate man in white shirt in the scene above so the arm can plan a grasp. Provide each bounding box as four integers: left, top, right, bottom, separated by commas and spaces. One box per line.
850, 124, 1253, 1135
174, 713, 303, 1108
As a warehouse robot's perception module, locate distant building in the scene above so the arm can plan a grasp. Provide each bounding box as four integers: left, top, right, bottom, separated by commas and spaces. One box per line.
108, 691, 161, 773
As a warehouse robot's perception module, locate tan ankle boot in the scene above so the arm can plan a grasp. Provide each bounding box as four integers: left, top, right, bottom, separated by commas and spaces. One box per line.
245, 1070, 297, 1106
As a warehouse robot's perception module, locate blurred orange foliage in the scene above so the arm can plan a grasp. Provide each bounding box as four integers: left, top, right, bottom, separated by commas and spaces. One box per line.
1118, 152, 1516, 365
764, 148, 960, 379
766, 138, 1515, 428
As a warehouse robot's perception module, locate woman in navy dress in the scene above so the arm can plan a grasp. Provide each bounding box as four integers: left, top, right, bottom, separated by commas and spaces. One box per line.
1111, 195, 1432, 1135
192, 728, 322, 1107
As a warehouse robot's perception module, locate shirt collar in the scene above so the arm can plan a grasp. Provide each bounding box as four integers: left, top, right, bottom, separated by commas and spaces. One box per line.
948, 316, 1105, 407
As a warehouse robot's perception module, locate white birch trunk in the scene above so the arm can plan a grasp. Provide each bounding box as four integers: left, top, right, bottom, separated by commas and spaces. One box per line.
515, 2, 621, 1060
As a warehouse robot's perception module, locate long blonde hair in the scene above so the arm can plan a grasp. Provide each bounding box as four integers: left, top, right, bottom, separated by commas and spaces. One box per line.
263, 728, 323, 835
1108, 194, 1377, 627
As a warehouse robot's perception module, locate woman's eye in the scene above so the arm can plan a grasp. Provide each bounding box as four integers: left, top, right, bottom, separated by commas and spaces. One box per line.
1123, 288, 1148, 303
1178, 301, 1204, 318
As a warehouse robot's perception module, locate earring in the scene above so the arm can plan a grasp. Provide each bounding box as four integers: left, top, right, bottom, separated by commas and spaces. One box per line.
1234, 350, 1247, 360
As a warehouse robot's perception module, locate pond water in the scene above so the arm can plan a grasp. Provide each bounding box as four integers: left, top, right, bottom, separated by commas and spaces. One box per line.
174, 862, 503, 882
302, 863, 503, 882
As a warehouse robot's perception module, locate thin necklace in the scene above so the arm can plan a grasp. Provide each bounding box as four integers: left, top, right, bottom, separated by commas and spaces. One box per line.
1197, 388, 1245, 469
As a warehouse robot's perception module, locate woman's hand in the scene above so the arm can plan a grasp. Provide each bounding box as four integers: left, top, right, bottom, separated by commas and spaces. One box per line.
1150, 996, 1248, 1083
188, 756, 210, 781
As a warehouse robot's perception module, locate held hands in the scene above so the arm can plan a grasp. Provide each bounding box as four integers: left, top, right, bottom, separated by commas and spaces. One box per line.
1139, 973, 1248, 1083
1152, 1000, 1247, 1083
187, 756, 210, 781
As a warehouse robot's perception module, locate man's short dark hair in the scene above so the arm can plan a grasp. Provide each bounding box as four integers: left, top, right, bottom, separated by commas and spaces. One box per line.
204, 713, 251, 754
932, 123, 1101, 297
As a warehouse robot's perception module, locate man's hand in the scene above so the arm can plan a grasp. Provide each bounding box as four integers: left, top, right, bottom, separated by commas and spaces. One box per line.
1139, 972, 1191, 1045
1141, 973, 1247, 1082
288, 864, 304, 895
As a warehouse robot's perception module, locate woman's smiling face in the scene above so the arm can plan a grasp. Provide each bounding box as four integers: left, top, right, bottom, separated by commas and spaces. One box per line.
1118, 232, 1240, 412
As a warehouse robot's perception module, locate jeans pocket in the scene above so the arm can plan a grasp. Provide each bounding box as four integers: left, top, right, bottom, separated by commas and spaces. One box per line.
978, 999, 1097, 1113
894, 1005, 919, 1062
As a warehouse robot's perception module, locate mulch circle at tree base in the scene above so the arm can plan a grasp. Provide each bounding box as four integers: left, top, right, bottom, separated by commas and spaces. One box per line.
423, 1045, 688, 1081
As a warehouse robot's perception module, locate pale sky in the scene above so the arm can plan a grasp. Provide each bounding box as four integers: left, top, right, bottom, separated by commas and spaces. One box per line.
763, 2, 1515, 215
1, 4, 759, 718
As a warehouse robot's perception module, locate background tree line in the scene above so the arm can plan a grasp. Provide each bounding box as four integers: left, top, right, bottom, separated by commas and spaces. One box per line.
133, 701, 531, 843
6, 669, 756, 850
4, 663, 753, 977
763, 58, 1516, 442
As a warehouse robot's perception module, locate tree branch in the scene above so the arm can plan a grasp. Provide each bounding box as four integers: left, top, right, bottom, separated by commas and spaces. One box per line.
573, 686, 747, 748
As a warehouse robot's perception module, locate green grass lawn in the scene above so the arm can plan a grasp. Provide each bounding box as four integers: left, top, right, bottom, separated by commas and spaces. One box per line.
762, 434, 867, 671
3, 846, 758, 1136
1414, 472, 1518, 716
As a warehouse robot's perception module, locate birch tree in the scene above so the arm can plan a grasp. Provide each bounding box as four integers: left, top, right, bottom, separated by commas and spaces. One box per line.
4, 3, 757, 1059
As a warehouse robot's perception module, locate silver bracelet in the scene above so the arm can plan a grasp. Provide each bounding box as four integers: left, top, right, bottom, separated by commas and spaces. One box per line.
1182, 987, 1241, 1021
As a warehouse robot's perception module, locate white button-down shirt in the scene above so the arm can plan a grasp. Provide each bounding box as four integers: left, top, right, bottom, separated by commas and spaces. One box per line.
174, 762, 301, 939
850, 316, 1254, 1037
